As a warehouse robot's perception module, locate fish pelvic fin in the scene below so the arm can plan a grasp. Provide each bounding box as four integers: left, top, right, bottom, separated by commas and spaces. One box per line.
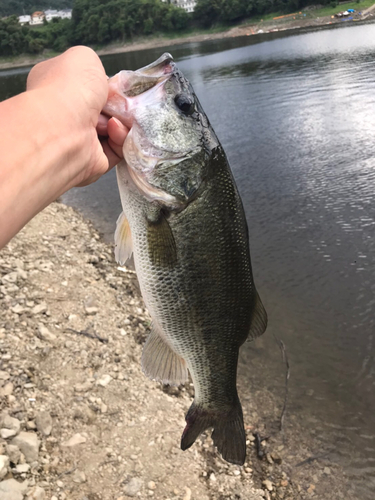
115, 212, 133, 265
141, 324, 188, 386
181, 399, 246, 465
248, 292, 268, 341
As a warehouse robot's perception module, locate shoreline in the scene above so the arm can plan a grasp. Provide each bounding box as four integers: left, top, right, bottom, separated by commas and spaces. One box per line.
0, 201, 353, 499
0, 201, 296, 499
0, 14, 374, 72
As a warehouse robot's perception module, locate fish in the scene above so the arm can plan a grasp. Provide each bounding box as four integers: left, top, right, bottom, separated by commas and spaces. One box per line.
103, 53, 267, 465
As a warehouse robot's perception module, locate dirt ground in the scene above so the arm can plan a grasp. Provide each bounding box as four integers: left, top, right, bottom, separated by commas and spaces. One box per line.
0, 202, 353, 500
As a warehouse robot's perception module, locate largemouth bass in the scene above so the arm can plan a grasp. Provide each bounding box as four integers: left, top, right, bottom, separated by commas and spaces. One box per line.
103, 53, 267, 465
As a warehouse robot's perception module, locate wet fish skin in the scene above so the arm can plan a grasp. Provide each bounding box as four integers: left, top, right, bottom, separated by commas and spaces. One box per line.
104, 53, 267, 465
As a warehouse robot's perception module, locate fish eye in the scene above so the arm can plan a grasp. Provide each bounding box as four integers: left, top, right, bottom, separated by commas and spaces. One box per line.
174, 94, 195, 115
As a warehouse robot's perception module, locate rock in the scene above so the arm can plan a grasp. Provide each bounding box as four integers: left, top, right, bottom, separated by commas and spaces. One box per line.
0, 478, 28, 500
72, 470, 86, 483
182, 487, 192, 500
123, 478, 143, 497
11, 304, 25, 315
31, 303, 47, 315
73, 381, 93, 393
96, 374, 112, 387
15, 463, 30, 474
84, 306, 98, 315
25, 421, 36, 431
1, 428, 18, 439
1, 382, 14, 396
37, 325, 56, 343
1, 414, 21, 434
6, 444, 21, 464
262, 480, 273, 492
2, 272, 18, 284
11, 432, 40, 463
147, 481, 156, 490
61, 433, 86, 447
35, 412, 52, 436
0, 371, 10, 381
26, 486, 45, 500
0, 454, 10, 479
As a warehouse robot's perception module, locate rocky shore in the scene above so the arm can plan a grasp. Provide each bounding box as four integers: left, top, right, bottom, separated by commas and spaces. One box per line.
0, 202, 302, 500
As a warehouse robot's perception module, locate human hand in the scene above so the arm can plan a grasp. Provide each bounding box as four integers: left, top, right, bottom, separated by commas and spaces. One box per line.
26, 46, 128, 187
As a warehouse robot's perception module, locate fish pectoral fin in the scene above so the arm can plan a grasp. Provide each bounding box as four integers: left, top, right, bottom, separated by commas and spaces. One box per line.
146, 208, 177, 268
141, 324, 188, 386
247, 292, 268, 341
114, 212, 133, 265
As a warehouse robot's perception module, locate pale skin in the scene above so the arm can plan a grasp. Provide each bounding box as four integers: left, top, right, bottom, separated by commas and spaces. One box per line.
0, 46, 129, 249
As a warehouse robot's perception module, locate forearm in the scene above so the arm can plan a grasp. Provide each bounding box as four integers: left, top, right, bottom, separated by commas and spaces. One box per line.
0, 89, 87, 248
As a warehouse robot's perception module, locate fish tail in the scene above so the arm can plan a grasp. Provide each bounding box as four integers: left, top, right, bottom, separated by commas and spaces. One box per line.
180, 399, 246, 465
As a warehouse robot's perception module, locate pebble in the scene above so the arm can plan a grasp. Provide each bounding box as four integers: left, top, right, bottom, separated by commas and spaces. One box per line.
11, 432, 40, 463
35, 412, 53, 437
31, 302, 47, 315
96, 374, 112, 387
123, 478, 143, 497
6, 444, 21, 464
61, 433, 86, 447
85, 306, 98, 315
0, 454, 10, 479
0, 478, 28, 500
262, 479, 273, 491
74, 381, 93, 393
0, 371, 10, 381
37, 325, 56, 343
72, 470, 86, 483
1, 428, 18, 439
147, 481, 156, 490
15, 463, 31, 473
1, 414, 21, 436
1, 382, 14, 396
26, 485, 46, 500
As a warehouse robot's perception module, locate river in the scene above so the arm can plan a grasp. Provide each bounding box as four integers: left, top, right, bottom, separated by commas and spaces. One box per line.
1, 22, 375, 498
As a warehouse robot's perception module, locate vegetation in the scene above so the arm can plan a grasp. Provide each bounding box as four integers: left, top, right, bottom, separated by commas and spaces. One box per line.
0, 0, 373, 58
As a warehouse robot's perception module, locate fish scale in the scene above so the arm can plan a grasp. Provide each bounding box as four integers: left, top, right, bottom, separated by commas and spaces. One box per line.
104, 53, 267, 465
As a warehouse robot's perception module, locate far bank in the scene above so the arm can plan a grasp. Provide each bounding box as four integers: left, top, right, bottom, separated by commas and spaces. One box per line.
0, 11, 375, 72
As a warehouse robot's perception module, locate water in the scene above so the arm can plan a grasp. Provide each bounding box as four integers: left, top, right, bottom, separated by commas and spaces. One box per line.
2, 22, 375, 498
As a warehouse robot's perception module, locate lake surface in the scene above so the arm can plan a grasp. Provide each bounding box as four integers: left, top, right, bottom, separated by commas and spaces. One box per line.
2, 22, 375, 498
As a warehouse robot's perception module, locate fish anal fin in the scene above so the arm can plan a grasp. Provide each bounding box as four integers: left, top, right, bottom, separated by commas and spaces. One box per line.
141, 324, 188, 386
247, 292, 268, 341
115, 212, 133, 265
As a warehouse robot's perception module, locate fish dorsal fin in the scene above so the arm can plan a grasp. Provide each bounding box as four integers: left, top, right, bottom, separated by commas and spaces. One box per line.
248, 293, 268, 341
141, 323, 188, 386
115, 212, 133, 265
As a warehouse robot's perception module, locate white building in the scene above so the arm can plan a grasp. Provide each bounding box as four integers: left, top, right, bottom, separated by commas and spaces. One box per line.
45, 9, 72, 22
18, 15, 31, 25
163, 0, 196, 13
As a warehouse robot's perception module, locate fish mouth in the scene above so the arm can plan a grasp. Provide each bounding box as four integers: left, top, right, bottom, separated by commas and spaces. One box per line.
104, 53, 193, 208
103, 53, 175, 129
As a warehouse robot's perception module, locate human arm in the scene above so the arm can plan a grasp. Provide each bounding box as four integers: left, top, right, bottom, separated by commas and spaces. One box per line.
0, 46, 128, 249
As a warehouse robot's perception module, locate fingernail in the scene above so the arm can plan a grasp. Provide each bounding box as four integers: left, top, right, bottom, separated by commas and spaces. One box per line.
112, 117, 124, 127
